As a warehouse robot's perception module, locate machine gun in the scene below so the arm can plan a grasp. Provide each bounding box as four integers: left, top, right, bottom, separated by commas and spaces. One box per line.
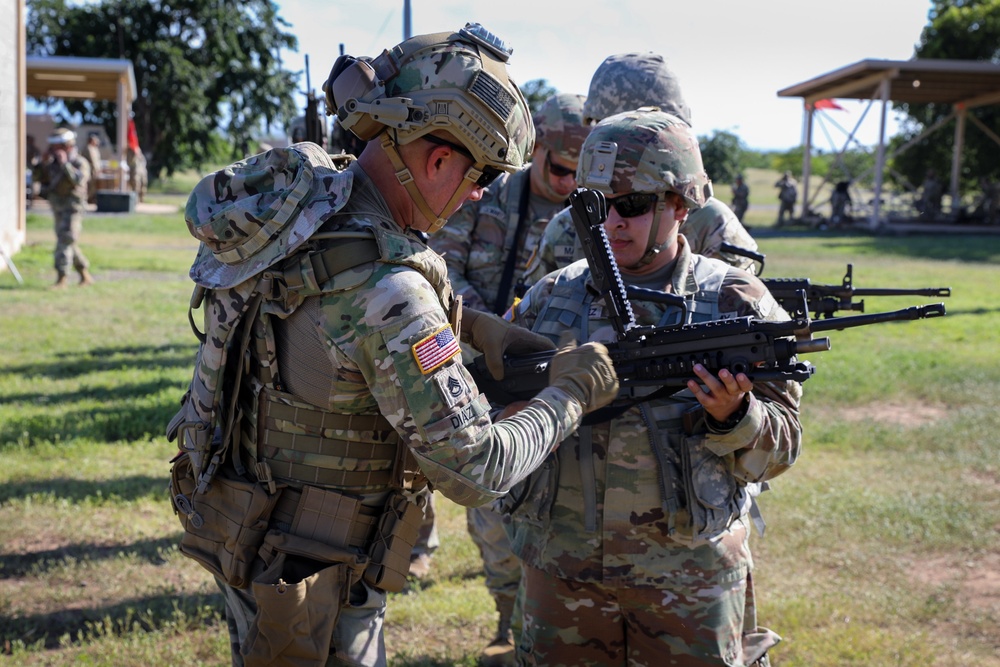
468, 189, 947, 407
762, 264, 951, 319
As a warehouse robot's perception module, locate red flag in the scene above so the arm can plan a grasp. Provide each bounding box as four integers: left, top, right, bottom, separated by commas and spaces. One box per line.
813, 98, 844, 111
127, 118, 140, 151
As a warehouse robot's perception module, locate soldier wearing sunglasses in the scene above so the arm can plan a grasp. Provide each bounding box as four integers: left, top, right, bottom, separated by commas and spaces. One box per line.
523, 52, 760, 287
503, 108, 803, 666
426, 92, 591, 666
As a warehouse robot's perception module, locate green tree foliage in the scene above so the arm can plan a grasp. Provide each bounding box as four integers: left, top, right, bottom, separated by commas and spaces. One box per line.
26, 0, 300, 178
698, 130, 745, 184
520, 79, 559, 115
892, 0, 1000, 191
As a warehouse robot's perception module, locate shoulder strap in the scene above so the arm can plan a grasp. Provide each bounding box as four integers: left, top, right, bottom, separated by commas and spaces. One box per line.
492, 178, 532, 315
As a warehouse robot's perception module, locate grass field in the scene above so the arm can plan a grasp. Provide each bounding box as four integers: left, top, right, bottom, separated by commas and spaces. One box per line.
1, 176, 999, 666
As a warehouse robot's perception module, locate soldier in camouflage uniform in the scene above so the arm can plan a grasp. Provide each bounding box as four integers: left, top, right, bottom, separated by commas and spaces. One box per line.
33, 128, 93, 287
731, 174, 750, 223
505, 108, 802, 666
428, 91, 590, 665
522, 52, 759, 287
172, 25, 617, 667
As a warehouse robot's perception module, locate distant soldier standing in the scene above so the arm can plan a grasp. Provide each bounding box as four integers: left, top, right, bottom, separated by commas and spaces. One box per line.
83, 132, 103, 204
732, 173, 750, 222
34, 128, 93, 287
774, 171, 798, 226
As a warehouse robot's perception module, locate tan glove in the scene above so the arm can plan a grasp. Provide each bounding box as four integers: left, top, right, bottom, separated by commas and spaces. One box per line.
546, 334, 619, 414
461, 306, 556, 380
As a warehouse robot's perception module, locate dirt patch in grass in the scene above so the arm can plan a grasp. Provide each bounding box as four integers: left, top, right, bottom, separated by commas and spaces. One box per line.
832, 401, 948, 428
916, 551, 1000, 614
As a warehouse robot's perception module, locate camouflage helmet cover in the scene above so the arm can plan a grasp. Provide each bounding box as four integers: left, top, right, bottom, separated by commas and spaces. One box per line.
325, 23, 534, 173
533, 92, 589, 162
578, 107, 712, 209
583, 52, 691, 126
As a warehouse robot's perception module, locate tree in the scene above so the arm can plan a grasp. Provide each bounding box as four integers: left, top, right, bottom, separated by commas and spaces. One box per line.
520, 79, 558, 116
892, 0, 1000, 191
698, 130, 745, 184
26, 0, 300, 178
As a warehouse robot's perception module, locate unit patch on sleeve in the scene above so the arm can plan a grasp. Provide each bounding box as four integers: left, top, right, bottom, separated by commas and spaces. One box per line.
412, 324, 461, 374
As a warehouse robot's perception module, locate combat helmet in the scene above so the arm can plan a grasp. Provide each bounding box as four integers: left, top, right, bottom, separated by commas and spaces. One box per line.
583, 52, 691, 126
533, 93, 589, 163
323, 23, 534, 231
578, 107, 712, 267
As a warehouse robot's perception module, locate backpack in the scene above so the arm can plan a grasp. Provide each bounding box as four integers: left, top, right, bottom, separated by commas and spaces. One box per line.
166, 143, 361, 493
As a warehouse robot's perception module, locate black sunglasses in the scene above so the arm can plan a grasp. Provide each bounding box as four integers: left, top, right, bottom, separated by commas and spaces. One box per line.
422, 134, 503, 188
545, 151, 576, 178
607, 192, 658, 218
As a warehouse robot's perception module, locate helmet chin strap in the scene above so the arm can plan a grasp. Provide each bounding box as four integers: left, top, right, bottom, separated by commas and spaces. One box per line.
629, 197, 669, 269
379, 134, 481, 233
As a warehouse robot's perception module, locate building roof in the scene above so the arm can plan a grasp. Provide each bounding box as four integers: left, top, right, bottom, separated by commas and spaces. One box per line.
26, 56, 136, 103
777, 58, 1000, 109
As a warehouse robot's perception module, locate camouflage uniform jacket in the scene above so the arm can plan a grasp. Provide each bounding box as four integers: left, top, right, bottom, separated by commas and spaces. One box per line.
430, 166, 565, 314
522, 196, 759, 287
506, 236, 802, 586
35, 151, 89, 210
265, 162, 584, 508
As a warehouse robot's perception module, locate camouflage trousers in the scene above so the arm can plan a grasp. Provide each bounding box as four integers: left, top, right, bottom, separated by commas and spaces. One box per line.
52, 204, 88, 274
517, 562, 778, 666
217, 575, 387, 666
467, 503, 521, 612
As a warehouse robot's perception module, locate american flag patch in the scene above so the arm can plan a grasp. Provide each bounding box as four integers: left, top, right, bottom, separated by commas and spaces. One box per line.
412, 325, 461, 374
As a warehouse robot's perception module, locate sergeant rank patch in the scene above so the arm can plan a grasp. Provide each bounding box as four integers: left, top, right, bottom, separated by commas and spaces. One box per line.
412, 324, 461, 374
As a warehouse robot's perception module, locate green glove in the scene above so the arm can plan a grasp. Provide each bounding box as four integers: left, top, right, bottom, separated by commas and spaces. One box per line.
461, 306, 556, 380
547, 334, 619, 414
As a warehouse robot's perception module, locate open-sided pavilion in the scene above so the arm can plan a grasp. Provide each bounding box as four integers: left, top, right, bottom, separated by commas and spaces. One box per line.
778, 58, 1000, 230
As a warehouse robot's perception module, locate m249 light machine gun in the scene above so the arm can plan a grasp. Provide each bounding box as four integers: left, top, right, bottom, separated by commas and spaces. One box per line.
468, 189, 947, 407
762, 263, 951, 320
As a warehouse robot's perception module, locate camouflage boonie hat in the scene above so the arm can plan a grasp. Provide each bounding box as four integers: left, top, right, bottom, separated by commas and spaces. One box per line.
578, 107, 711, 209
583, 52, 691, 126
533, 92, 589, 162
326, 23, 534, 173
186, 142, 351, 289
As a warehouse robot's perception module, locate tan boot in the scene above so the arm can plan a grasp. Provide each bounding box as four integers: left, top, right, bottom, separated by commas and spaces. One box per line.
52, 271, 68, 289
480, 600, 516, 667
77, 267, 94, 286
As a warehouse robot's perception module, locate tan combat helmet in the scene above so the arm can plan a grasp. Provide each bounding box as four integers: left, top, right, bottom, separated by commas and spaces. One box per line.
323, 23, 534, 231
578, 107, 712, 267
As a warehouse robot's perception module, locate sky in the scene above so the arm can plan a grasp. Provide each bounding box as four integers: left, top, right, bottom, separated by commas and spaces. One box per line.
276, 0, 933, 151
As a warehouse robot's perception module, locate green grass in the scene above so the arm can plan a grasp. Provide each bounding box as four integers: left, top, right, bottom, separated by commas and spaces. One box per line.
2, 179, 999, 666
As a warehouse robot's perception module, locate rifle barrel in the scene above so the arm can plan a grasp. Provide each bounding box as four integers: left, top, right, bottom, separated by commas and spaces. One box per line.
808, 303, 946, 333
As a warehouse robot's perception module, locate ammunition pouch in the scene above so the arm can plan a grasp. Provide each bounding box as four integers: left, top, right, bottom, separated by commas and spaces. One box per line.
169, 452, 284, 589
363, 490, 427, 593
241, 530, 368, 667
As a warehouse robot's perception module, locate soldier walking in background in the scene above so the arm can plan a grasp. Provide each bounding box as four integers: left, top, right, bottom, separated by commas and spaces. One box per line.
126, 147, 148, 202
33, 128, 93, 287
